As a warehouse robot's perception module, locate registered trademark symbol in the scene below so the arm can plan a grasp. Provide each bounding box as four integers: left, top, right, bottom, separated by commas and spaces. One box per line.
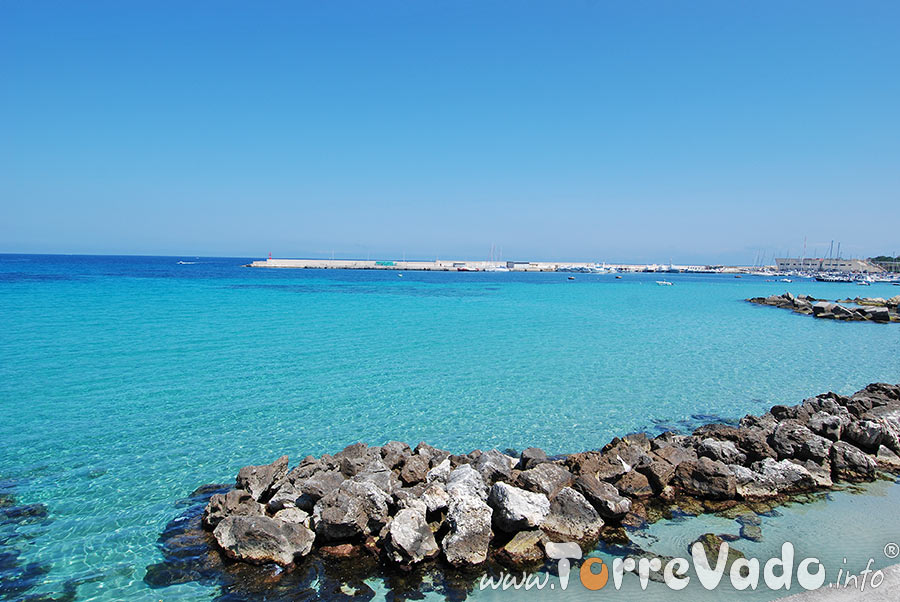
885, 543, 899, 559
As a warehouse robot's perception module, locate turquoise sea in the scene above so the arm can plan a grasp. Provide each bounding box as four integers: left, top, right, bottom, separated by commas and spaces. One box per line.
1, 254, 898, 601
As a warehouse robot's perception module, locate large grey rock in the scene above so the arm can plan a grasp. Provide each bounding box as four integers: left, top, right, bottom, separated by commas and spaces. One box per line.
769, 422, 832, 463
380, 441, 412, 469
446, 465, 489, 501
831, 441, 876, 481
311, 479, 391, 541
488, 482, 550, 532
203, 489, 265, 528
540, 487, 604, 542
213, 515, 314, 565
442, 494, 493, 566
296, 469, 346, 511
386, 507, 439, 564
474, 449, 515, 483
728, 464, 779, 499
752, 458, 816, 493
236, 456, 289, 501
844, 420, 885, 452
352, 458, 399, 495
698, 438, 747, 465
421, 481, 450, 513
517, 463, 574, 497
672, 457, 737, 500
573, 474, 631, 518
518, 447, 549, 470
426, 458, 451, 484
808, 412, 844, 441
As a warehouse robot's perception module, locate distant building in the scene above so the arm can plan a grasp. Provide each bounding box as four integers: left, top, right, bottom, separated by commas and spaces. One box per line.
775, 258, 884, 273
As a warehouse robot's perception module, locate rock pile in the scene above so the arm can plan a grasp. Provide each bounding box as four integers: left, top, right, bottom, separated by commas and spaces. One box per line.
748, 292, 898, 322
196, 383, 900, 576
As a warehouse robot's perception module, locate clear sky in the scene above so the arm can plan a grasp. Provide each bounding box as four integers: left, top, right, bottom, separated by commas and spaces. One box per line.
1, 1, 898, 263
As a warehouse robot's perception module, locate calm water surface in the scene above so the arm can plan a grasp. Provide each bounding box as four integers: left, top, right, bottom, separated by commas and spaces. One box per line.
1, 254, 898, 600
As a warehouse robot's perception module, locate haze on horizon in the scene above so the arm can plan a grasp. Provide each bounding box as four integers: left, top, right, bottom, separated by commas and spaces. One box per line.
1, 1, 898, 265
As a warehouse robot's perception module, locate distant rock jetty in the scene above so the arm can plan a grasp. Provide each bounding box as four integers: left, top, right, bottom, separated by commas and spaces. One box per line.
748, 293, 900, 322
144, 382, 900, 597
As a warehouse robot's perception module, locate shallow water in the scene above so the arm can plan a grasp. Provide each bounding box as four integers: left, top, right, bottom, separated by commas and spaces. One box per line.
1, 254, 898, 600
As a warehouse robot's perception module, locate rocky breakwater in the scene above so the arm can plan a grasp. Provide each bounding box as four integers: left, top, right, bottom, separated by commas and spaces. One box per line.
748, 292, 900, 322
188, 383, 900, 583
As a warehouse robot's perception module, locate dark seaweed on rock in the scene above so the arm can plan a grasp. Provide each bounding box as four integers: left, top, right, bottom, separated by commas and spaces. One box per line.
150, 382, 900, 600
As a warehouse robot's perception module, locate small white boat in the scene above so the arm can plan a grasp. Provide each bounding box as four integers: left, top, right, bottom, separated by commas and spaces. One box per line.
397, 273, 403, 278
780, 278, 793, 283
656, 280, 673, 286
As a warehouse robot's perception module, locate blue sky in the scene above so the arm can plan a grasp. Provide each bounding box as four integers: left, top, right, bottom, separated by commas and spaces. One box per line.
1, 1, 898, 263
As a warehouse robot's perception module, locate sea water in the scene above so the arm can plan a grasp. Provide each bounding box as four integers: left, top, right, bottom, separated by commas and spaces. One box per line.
1, 254, 898, 601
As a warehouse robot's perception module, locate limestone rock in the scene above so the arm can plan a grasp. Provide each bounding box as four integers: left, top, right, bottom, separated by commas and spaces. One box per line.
442, 495, 493, 566
203, 489, 265, 529
213, 515, 314, 566
235, 456, 289, 501
517, 463, 574, 497
386, 507, 439, 564
540, 487, 604, 542
487, 482, 550, 532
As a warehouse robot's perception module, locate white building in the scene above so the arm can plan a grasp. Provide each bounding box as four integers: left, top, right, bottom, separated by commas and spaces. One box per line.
775, 258, 883, 273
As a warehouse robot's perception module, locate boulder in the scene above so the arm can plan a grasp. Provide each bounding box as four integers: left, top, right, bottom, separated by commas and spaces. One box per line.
572, 474, 632, 519
831, 441, 876, 481
386, 507, 440, 564
380, 441, 412, 469
875, 445, 900, 470
311, 479, 391, 541
639, 459, 676, 493
518, 447, 549, 470
399, 454, 430, 485
690, 533, 745, 572
426, 458, 451, 484
672, 457, 737, 500
474, 449, 515, 483
517, 463, 574, 497
235, 456, 289, 501
728, 464, 779, 499
352, 458, 399, 495
297, 469, 346, 511
421, 482, 450, 514
769, 422, 831, 463
272, 507, 310, 525
565, 450, 626, 482
213, 515, 314, 565
807, 412, 843, 441
498, 529, 545, 566
442, 495, 493, 566
487, 482, 551, 532
752, 458, 816, 493
614, 471, 653, 497
446, 465, 489, 501
651, 441, 698, 466
698, 438, 747, 465
844, 420, 884, 452
540, 487, 604, 542
203, 489, 265, 528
